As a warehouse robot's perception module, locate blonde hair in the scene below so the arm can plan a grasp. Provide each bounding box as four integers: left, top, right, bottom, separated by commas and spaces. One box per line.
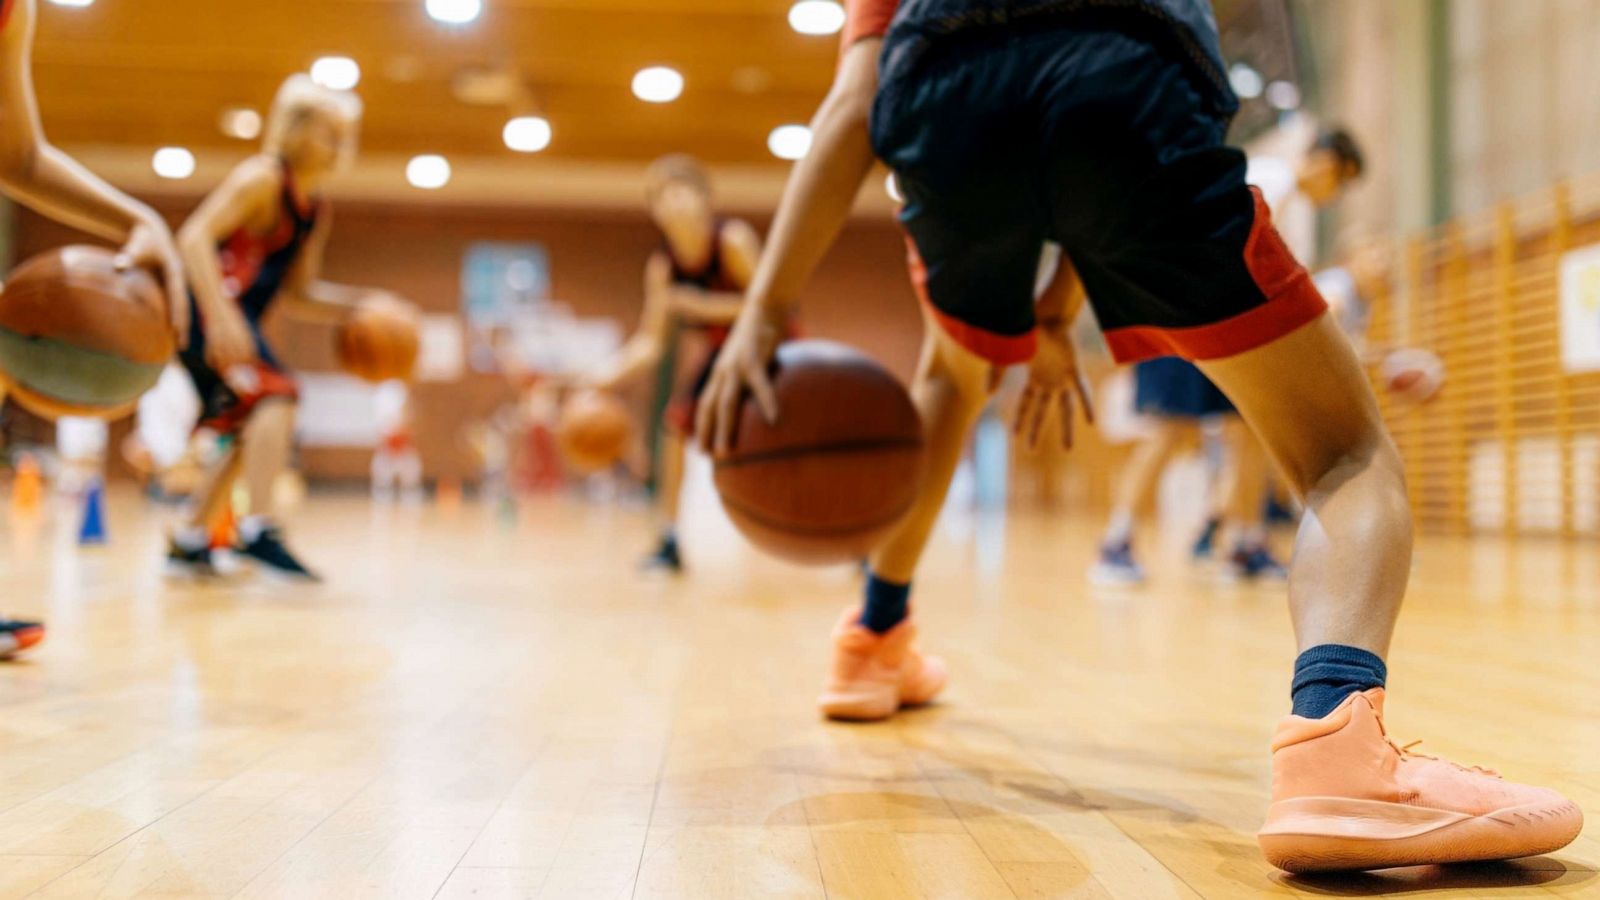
645, 153, 712, 204
263, 74, 364, 171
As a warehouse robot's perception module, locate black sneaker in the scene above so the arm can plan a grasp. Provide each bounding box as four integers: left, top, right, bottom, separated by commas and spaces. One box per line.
237, 527, 320, 581
640, 534, 683, 574
0, 618, 44, 657
166, 538, 217, 577
1191, 517, 1222, 560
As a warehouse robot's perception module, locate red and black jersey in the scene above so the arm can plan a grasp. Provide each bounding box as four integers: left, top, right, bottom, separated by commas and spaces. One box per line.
661, 220, 745, 346
217, 159, 322, 322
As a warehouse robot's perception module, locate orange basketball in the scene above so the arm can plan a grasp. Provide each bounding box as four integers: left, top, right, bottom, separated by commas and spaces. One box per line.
712, 340, 926, 566
337, 298, 420, 382
557, 389, 632, 473
0, 245, 173, 420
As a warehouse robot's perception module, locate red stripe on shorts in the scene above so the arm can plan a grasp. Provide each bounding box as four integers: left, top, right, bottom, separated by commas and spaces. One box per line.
905, 237, 1038, 366
1102, 187, 1326, 364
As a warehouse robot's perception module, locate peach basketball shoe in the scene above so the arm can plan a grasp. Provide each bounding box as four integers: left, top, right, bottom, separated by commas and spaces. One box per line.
1260, 689, 1583, 872
818, 608, 947, 721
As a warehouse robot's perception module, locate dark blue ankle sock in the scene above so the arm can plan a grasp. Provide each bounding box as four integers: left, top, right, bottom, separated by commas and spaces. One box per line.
1291, 644, 1387, 719
860, 574, 911, 633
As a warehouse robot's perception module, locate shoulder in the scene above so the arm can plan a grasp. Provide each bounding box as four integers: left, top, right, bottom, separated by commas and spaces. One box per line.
717, 218, 759, 248
841, 0, 898, 49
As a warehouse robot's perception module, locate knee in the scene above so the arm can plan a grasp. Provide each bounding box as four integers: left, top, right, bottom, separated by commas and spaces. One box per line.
245, 398, 297, 436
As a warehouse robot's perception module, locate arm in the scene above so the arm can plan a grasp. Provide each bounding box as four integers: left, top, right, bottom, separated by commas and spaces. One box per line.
0, 0, 187, 337
176, 155, 280, 369
666, 219, 763, 326
278, 208, 399, 325
589, 252, 675, 391
695, 38, 882, 452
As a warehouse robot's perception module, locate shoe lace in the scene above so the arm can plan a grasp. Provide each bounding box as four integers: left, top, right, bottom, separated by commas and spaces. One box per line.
1388, 738, 1501, 779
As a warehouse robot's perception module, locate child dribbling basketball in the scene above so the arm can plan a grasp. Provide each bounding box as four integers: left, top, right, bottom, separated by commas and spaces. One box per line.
589, 155, 763, 573
165, 75, 412, 581
696, 0, 1581, 873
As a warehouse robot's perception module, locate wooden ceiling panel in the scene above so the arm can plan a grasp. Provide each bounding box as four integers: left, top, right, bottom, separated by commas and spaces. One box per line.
28, 0, 839, 164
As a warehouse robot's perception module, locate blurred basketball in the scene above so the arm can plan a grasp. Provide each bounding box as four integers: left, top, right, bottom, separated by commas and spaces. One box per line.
712, 340, 926, 565
337, 297, 419, 382
1381, 347, 1444, 404
558, 389, 632, 473
0, 245, 173, 420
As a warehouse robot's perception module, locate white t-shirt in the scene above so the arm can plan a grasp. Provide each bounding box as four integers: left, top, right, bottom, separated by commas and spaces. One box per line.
1247, 155, 1317, 267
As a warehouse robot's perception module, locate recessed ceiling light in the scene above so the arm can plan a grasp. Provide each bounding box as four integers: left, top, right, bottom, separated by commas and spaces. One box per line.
219, 107, 262, 141
152, 148, 196, 180
310, 56, 361, 91
48, 0, 95, 7
503, 116, 552, 153
788, 0, 845, 36
768, 124, 812, 161
632, 66, 684, 104
406, 154, 451, 190
426, 0, 481, 24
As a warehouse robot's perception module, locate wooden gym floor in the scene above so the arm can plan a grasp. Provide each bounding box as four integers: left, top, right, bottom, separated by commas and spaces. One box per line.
0, 482, 1595, 899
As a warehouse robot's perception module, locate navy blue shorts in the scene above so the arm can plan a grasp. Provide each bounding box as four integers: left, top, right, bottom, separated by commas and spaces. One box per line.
871, 22, 1325, 366
179, 294, 298, 434
1134, 357, 1234, 418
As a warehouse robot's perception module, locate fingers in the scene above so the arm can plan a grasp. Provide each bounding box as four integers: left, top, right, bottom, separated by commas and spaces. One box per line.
1059, 389, 1074, 449
693, 370, 720, 452
712, 369, 743, 457
1075, 368, 1096, 424
747, 363, 779, 426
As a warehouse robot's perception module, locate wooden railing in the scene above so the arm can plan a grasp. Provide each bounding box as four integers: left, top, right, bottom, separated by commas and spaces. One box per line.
1372, 177, 1600, 536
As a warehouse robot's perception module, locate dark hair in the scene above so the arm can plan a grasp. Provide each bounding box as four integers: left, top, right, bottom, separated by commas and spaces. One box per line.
646, 153, 712, 204
1313, 128, 1365, 179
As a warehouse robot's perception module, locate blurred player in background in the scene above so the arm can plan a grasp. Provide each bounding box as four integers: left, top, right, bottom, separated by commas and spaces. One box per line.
697, 0, 1579, 872
589, 155, 762, 573
1091, 128, 1365, 586
166, 75, 408, 581
0, 0, 187, 654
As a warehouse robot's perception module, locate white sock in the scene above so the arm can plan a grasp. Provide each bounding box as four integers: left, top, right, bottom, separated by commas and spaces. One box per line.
173, 524, 208, 552
238, 514, 272, 544
1235, 524, 1266, 549
1104, 510, 1134, 546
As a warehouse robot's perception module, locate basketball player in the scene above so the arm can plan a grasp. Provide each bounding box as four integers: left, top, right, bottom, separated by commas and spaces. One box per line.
1092, 129, 1366, 586
0, 0, 187, 654
590, 155, 761, 573
697, 0, 1580, 871
166, 75, 404, 580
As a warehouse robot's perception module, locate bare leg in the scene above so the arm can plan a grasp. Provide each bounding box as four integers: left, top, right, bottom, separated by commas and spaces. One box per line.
869, 318, 995, 584
240, 398, 296, 521
1199, 314, 1411, 656
184, 444, 244, 530
1102, 418, 1188, 542
657, 431, 686, 535
1219, 415, 1270, 545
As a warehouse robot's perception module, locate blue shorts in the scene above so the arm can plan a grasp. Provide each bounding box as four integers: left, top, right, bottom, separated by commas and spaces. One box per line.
871, 20, 1325, 366
1134, 357, 1234, 418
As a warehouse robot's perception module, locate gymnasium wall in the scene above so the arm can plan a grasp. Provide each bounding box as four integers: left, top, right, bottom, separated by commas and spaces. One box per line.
10, 199, 925, 482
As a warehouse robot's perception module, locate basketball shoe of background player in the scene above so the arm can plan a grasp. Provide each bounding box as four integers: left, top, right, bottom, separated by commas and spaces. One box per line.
1221, 543, 1289, 583
0, 618, 44, 657
237, 524, 321, 581
1259, 689, 1583, 872
165, 533, 217, 577
818, 608, 947, 721
1089, 540, 1145, 587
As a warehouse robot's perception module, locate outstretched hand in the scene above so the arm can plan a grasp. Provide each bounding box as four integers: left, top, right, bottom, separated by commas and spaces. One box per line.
1015, 323, 1094, 451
